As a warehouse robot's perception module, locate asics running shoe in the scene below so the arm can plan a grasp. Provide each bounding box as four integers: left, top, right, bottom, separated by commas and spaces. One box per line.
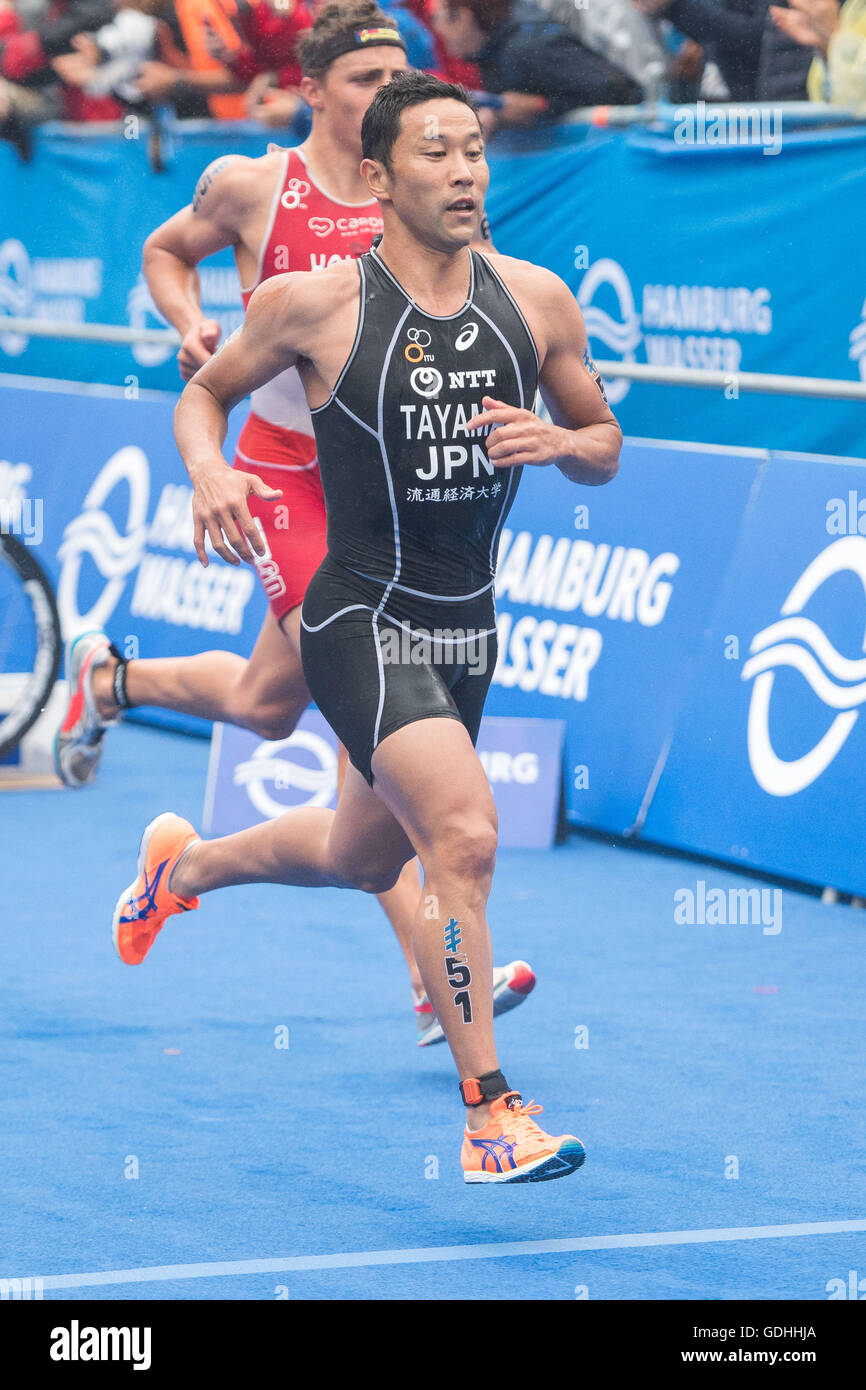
55, 630, 119, 787
113, 813, 200, 965
462, 1092, 585, 1184
416, 959, 536, 1047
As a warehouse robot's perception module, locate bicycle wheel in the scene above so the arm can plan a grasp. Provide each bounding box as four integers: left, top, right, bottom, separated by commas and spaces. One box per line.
0, 532, 62, 761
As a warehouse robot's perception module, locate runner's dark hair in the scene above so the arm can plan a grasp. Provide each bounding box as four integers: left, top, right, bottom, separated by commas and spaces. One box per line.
361, 71, 480, 172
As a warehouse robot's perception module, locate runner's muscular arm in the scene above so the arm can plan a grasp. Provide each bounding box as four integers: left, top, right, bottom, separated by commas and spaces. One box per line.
468, 264, 620, 485
174, 274, 307, 568
142, 156, 258, 380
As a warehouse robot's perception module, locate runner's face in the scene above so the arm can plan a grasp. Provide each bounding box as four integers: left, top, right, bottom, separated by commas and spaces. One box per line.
317, 47, 409, 157
385, 100, 488, 250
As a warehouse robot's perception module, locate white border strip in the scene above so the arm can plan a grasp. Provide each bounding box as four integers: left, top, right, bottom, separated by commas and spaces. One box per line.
17, 1218, 866, 1291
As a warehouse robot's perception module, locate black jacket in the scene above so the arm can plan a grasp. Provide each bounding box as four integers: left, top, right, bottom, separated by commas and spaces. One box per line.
666, 0, 769, 100
476, 0, 644, 117
755, 2, 812, 101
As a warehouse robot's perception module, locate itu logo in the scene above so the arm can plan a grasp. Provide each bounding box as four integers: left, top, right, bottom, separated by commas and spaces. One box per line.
404, 326, 432, 363
742, 537, 866, 796
56, 446, 150, 632
576, 258, 641, 406
234, 730, 338, 818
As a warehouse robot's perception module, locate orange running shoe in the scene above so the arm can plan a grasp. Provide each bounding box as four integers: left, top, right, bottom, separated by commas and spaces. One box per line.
462, 1092, 585, 1184
112, 813, 200, 966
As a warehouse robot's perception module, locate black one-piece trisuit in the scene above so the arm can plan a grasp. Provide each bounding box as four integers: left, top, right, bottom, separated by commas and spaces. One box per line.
300, 245, 539, 784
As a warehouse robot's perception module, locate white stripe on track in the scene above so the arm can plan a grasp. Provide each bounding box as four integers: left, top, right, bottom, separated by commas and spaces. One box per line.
15, 1218, 866, 1291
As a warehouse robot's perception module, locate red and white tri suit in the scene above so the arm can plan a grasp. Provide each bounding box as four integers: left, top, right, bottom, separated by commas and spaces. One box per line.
234, 146, 383, 620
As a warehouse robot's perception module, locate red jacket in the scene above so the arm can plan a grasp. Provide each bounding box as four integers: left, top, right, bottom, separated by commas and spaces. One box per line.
227, 0, 311, 90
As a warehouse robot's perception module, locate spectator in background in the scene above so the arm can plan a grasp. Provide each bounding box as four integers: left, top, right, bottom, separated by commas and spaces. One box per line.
0, 0, 121, 155
538, 0, 731, 102
1, 1, 53, 154
132, 0, 248, 116
432, 0, 643, 136
52, 0, 170, 108
771, 0, 866, 110
238, 0, 442, 130
378, 0, 437, 68
631, 0, 814, 100
50, 0, 248, 118
403, 0, 481, 83
538, 0, 671, 97
200, 0, 312, 127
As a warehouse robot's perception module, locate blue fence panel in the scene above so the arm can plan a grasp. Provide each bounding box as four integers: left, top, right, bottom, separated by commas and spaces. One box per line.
484, 439, 766, 834
0, 378, 262, 735
642, 450, 866, 894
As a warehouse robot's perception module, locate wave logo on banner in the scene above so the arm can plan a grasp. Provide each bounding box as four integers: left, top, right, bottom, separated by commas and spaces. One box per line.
233, 731, 338, 818
127, 276, 175, 369
0, 239, 31, 357
56, 446, 150, 632
576, 258, 641, 406
742, 537, 866, 796
849, 294, 866, 382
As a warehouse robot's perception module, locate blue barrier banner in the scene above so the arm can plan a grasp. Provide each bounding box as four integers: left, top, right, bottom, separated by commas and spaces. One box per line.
1, 121, 865, 454
642, 450, 866, 895
485, 439, 766, 834
205, 713, 565, 849
5, 376, 866, 889
0, 378, 263, 734
486, 123, 866, 458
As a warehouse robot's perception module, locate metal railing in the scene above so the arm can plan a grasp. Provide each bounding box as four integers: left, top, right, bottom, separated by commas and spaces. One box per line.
2, 316, 864, 403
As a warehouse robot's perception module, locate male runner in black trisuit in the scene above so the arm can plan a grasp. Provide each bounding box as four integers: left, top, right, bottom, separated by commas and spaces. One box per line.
112, 71, 622, 1183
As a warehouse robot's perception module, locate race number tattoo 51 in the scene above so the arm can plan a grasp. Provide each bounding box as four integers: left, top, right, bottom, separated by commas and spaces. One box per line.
443, 916, 472, 1024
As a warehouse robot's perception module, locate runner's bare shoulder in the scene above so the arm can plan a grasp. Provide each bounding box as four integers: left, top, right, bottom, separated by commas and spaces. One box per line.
477, 251, 571, 307
191, 150, 285, 221
474, 251, 583, 356
245, 259, 361, 351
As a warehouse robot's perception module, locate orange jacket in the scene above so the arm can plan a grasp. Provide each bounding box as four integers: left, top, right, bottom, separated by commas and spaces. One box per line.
174, 0, 246, 119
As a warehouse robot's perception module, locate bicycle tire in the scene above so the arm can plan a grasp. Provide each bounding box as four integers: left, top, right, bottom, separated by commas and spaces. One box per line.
0, 532, 62, 761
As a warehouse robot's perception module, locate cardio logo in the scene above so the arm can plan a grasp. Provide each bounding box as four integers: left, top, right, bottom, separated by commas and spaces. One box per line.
56, 446, 150, 631
576, 258, 641, 406
308, 216, 335, 238
742, 537, 866, 796
234, 731, 338, 818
